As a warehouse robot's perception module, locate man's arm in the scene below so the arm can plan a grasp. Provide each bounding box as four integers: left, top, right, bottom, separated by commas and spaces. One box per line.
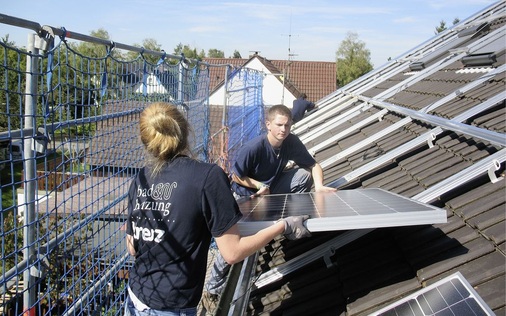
310, 163, 337, 192
232, 173, 270, 196
306, 100, 316, 112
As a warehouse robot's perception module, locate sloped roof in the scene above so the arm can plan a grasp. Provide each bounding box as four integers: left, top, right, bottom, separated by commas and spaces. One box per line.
226, 2, 506, 315
204, 57, 245, 94
271, 59, 337, 102
203, 55, 336, 103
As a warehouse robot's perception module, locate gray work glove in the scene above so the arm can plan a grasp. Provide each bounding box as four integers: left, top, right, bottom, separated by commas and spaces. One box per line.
281, 215, 311, 240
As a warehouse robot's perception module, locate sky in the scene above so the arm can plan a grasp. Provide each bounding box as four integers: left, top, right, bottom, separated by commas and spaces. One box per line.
1, 0, 498, 67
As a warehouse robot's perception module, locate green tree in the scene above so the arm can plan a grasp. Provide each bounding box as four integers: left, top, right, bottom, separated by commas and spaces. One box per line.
435, 18, 460, 34
208, 48, 225, 58
50, 30, 109, 137
173, 43, 205, 61
335, 31, 373, 87
0, 35, 27, 132
75, 28, 113, 58
125, 38, 164, 64
231, 50, 242, 58
435, 20, 447, 34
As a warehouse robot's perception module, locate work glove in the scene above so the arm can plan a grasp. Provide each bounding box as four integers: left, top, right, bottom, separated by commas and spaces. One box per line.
281, 215, 311, 240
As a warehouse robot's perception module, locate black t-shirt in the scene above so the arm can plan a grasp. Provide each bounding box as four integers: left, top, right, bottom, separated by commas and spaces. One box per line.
292, 97, 315, 123
231, 134, 316, 196
126, 156, 242, 310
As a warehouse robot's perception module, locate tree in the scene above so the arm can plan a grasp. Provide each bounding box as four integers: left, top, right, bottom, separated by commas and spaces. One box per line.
0, 35, 26, 132
173, 43, 205, 61
435, 20, 447, 34
208, 48, 225, 58
434, 18, 460, 34
75, 28, 113, 58
232, 50, 242, 58
123, 38, 164, 64
335, 32, 373, 87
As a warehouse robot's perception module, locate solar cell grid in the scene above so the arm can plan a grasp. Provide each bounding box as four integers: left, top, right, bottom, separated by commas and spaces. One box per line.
236, 188, 447, 236
370, 272, 494, 316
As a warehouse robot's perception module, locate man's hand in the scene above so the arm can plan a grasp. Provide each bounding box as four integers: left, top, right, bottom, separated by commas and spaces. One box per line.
251, 185, 270, 198
314, 185, 337, 193
281, 215, 311, 240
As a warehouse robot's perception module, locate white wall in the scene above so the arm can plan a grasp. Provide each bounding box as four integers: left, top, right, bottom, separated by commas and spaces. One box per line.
208, 57, 296, 108
135, 74, 168, 94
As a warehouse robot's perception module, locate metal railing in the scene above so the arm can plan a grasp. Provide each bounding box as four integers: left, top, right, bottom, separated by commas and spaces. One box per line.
0, 13, 264, 316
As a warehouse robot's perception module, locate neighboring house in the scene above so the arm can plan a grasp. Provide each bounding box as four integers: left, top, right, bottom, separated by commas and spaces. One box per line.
204, 54, 337, 165
134, 72, 169, 94
130, 66, 179, 97
220, 2, 506, 315
204, 54, 336, 108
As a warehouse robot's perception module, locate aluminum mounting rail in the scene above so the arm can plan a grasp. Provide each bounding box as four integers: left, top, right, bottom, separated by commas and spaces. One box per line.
296, 24, 505, 147
413, 148, 506, 204
362, 96, 506, 147
320, 66, 505, 169
308, 108, 388, 155
320, 117, 412, 169
253, 229, 373, 290
311, 64, 505, 156
299, 101, 370, 145
294, 95, 358, 138
329, 90, 505, 189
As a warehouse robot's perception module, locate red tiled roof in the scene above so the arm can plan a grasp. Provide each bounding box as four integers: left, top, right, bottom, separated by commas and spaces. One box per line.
203, 57, 245, 95
271, 59, 336, 102
203, 55, 336, 103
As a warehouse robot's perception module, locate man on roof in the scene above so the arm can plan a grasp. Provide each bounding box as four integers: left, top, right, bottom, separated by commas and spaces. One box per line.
231, 103, 334, 197
203, 104, 335, 312
291, 92, 317, 124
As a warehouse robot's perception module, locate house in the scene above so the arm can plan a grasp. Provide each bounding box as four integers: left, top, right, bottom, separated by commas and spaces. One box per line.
217, 1, 505, 315
131, 67, 179, 96
203, 54, 337, 108
134, 72, 169, 94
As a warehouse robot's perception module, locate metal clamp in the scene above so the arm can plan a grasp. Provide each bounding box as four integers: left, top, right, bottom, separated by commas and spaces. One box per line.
427, 133, 436, 148
488, 159, 503, 183
323, 247, 337, 268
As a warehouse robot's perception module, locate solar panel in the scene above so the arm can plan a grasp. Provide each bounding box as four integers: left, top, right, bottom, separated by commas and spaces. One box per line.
369, 271, 495, 316
236, 188, 447, 236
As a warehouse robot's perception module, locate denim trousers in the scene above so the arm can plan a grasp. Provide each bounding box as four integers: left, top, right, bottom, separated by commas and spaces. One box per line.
124, 296, 197, 316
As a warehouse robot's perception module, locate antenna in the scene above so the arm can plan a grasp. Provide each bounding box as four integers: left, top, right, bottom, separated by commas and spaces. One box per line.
282, 13, 299, 62
281, 11, 298, 104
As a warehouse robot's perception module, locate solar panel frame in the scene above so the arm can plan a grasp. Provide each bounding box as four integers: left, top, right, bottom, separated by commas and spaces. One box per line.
369, 271, 495, 316
236, 188, 447, 236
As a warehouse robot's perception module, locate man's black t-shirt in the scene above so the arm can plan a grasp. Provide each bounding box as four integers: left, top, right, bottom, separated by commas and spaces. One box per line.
292, 97, 315, 123
231, 134, 316, 196
126, 156, 242, 310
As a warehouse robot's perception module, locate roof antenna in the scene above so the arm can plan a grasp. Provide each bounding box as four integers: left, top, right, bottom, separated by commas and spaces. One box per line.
281, 11, 298, 103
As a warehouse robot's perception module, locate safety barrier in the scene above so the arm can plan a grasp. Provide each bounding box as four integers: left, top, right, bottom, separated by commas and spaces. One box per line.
0, 13, 263, 315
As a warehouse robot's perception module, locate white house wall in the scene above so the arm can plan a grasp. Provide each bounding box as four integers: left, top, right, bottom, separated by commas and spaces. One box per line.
208, 57, 296, 108
134, 73, 169, 94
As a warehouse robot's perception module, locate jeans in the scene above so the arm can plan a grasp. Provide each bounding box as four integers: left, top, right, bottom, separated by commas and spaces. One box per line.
205, 251, 231, 295
124, 296, 197, 316
270, 167, 313, 194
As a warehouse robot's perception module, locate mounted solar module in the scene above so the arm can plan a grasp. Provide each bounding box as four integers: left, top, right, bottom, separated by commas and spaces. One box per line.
237, 188, 447, 236
369, 272, 495, 316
